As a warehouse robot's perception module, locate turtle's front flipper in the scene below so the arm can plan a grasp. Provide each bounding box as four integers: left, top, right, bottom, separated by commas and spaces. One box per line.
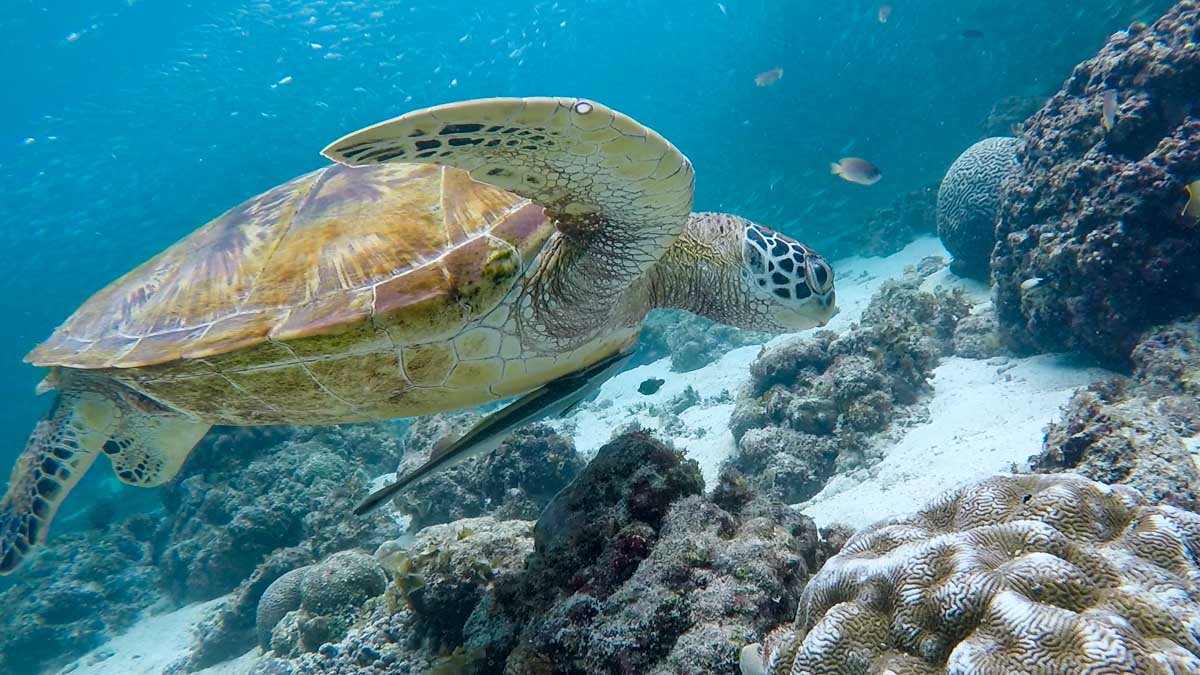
0, 385, 209, 574
323, 98, 695, 305
354, 349, 632, 516
0, 390, 117, 573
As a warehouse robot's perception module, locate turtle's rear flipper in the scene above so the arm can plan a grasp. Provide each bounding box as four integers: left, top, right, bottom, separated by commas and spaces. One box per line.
0, 388, 209, 574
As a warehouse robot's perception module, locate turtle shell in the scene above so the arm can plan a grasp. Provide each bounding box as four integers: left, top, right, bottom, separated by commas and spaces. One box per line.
28, 163, 554, 370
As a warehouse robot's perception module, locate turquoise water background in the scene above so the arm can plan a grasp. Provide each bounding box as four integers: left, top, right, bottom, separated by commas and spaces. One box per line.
0, 0, 1172, 465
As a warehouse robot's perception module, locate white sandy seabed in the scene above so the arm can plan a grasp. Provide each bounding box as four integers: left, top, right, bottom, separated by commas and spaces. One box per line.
56, 236, 1111, 675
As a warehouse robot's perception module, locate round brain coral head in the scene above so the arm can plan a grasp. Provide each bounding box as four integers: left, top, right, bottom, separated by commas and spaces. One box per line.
936, 136, 1019, 279
757, 473, 1200, 674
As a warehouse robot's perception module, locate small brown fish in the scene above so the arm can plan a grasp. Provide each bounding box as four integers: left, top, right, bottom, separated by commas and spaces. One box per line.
1101, 90, 1118, 131
1184, 180, 1200, 220
755, 67, 783, 87
831, 157, 882, 186
878, 4, 892, 23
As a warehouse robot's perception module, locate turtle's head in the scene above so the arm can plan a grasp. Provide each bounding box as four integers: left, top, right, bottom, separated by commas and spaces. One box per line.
739, 218, 838, 331
645, 213, 837, 333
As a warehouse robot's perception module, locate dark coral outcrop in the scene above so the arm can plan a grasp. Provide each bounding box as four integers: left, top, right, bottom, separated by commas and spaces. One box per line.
391, 414, 583, 530
157, 423, 402, 602
729, 271, 971, 502
993, 2, 1200, 364
247, 430, 841, 675
1032, 317, 1200, 510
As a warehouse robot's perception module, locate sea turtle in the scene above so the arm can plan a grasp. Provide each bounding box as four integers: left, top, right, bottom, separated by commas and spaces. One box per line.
0, 97, 837, 574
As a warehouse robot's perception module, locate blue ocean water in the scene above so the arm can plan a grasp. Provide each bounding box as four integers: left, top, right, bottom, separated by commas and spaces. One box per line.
0, 1, 1191, 672
0, 0, 1171, 466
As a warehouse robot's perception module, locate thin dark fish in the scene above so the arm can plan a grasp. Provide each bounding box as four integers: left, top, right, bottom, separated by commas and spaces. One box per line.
960, 29, 985, 38
354, 349, 633, 515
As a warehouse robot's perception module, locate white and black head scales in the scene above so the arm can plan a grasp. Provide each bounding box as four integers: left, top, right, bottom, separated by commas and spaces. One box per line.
742, 222, 837, 329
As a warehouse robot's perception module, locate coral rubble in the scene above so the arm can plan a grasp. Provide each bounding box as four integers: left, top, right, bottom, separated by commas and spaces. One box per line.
248, 430, 841, 674
730, 270, 971, 502
0, 514, 160, 674
637, 309, 765, 372
1032, 317, 1200, 510
993, 2, 1200, 364
749, 473, 1200, 674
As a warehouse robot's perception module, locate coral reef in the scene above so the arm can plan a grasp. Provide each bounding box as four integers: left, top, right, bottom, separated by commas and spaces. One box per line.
730, 270, 971, 501
392, 413, 583, 530
637, 309, 765, 372
821, 185, 938, 261
936, 136, 1019, 278
951, 302, 1005, 359
250, 516, 535, 674
0, 514, 160, 674
260, 550, 388, 657
993, 3, 1200, 364
979, 94, 1047, 136
246, 431, 845, 674
157, 423, 402, 602
487, 433, 840, 674
173, 547, 316, 673
1032, 317, 1200, 510
749, 473, 1200, 674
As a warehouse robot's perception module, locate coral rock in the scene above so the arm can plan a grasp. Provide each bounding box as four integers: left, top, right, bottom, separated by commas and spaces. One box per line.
1033, 317, 1200, 510
393, 416, 583, 530
753, 473, 1200, 674
993, 2, 1200, 364
730, 273, 971, 501
257, 550, 387, 656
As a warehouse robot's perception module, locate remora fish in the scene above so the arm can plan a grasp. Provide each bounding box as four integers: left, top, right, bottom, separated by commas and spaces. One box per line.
354, 349, 633, 515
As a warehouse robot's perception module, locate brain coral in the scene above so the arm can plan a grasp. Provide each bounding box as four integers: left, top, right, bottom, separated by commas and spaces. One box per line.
935, 136, 1019, 278
748, 473, 1200, 674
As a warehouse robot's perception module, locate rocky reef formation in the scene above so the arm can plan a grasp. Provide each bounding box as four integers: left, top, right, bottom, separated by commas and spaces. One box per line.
936, 136, 1019, 278
1031, 317, 1200, 510
390, 413, 582, 530
251, 430, 843, 674
729, 269, 972, 502
157, 424, 403, 602
993, 3, 1200, 364
637, 309, 765, 372
0, 514, 160, 674
980, 94, 1047, 136
257, 550, 388, 657
747, 473, 1200, 674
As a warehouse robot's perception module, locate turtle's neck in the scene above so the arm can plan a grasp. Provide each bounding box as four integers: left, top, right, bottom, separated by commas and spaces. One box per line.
621, 213, 761, 329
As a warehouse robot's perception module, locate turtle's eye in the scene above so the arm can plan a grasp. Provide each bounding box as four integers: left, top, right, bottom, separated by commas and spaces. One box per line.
806, 257, 834, 294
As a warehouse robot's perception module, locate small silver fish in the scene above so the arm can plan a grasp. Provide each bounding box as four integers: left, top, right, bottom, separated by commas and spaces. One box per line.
1020, 277, 1043, 291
